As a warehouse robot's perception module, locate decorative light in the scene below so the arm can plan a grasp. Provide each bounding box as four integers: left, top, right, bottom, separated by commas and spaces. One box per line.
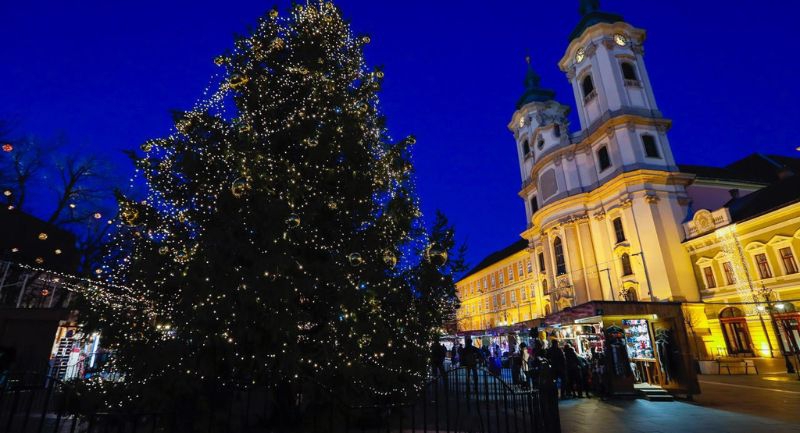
93, 212, 102, 219
3, 190, 11, 197
34, 257, 44, 264
54, 249, 62, 255
38, 232, 48, 240
2, 143, 12, 152
69, 203, 76, 209
775, 303, 785, 311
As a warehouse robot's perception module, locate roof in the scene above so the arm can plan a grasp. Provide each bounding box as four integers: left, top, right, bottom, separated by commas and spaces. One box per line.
462, 239, 528, 280
726, 173, 800, 223
681, 153, 800, 185
568, 1, 625, 41
0, 207, 79, 272
516, 61, 557, 109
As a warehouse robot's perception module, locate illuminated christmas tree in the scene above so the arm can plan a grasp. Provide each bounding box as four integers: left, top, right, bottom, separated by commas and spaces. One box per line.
79, 0, 462, 414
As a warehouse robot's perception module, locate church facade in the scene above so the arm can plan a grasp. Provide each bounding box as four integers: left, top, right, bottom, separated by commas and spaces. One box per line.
455, 1, 800, 377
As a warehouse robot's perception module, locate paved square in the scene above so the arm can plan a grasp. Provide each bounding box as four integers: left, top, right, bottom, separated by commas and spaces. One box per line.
559, 374, 800, 433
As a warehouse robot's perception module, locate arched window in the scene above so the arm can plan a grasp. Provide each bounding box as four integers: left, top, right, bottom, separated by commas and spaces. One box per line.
554, 124, 561, 138
522, 140, 530, 156
597, 146, 612, 171
613, 217, 626, 243
530, 195, 539, 214
719, 307, 753, 355
542, 279, 548, 295
621, 287, 638, 302
553, 237, 567, 275
621, 253, 633, 276
581, 74, 595, 99
621, 62, 638, 81
537, 137, 545, 150
544, 303, 552, 316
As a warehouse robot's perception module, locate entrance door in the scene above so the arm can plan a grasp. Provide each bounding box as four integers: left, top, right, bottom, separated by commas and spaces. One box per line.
721, 320, 753, 356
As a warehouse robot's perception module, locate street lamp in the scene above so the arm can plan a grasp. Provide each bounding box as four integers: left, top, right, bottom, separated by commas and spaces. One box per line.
757, 286, 800, 379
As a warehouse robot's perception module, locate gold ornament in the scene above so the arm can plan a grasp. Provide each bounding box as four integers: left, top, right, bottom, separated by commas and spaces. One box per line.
269, 9, 278, 18
93, 212, 102, 219
231, 177, 250, 198
303, 137, 318, 147
158, 246, 169, 255
286, 214, 301, 228
362, 36, 371, 44
328, 201, 338, 210
229, 73, 249, 89
270, 37, 285, 51
141, 141, 153, 152
120, 203, 141, 226
35, 257, 44, 264
382, 250, 397, 269
174, 247, 191, 264
348, 252, 364, 267
426, 244, 448, 267
376, 71, 384, 79
407, 136, 416, 145
38, 232, 48, 240
214, 56, 226, 66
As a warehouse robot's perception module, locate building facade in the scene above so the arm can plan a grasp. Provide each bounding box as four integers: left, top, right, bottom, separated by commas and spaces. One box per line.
455, 1, 800, 385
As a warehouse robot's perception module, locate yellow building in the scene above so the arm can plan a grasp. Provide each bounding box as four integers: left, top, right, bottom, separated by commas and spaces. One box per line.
682, 160, 800, 360
455, 240, 539, 332
453, 1, 800, 386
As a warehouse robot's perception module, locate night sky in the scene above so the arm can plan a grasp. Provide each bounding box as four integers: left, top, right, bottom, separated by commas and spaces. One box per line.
2, 1, 798, 267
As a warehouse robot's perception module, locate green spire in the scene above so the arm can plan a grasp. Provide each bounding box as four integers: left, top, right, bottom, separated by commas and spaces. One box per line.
569, 0, 624, 41
516, 56, 556, 109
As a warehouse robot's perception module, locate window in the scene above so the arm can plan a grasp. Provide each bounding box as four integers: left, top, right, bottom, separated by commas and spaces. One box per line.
493, 296, 498, 309
703, 267, 717, 288
755, 253, 772, 279
537, 137, 545, 150
510, 291, 516, 304
490, 274, 495, 288
530, 195, 539, 214
485, 298, 489, 311
542, 280, 549, 295
521, 286, 527, 300
581, 74, 595, 100
553, 237, 567, 275
642, 135, 660, 158
554, 124, 561, 138
621, 62, 637, 80
621, 253, 633, 276
530, 284, 536, 298
527, 259, 533, 273
508, 265, 514, 282
621, 287, 637, 302
498, 270, 504, 286
597, 146, 612, 171
501, 293, 507, 306
518, 261, 524, 277
522, 140, 530, 156
723, 262, 737, 285
612, 217, 626, 243
780, 247, 799, 274
482, 277, 487, 290
538, 252, 546, 273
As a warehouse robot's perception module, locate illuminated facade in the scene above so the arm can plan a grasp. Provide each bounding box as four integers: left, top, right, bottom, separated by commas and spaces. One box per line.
454, 1, 800, 370
683, 167, 800, 359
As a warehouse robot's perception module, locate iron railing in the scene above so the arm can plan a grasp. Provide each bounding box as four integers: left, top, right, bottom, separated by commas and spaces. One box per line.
0, 367, 561, 433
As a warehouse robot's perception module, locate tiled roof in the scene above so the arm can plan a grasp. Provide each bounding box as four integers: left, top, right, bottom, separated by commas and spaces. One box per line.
462, 239, 528, 280
727, 173, 800, 223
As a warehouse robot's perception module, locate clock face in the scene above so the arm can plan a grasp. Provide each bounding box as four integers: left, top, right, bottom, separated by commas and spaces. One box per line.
614, 33, 628, 47
575, 47, 586, 64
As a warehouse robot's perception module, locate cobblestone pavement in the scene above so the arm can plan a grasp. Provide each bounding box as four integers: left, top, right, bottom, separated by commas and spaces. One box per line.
559, 374, 800, 433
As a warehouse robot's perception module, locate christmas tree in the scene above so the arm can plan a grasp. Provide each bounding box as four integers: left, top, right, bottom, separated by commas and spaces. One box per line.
79, 0, 462, 416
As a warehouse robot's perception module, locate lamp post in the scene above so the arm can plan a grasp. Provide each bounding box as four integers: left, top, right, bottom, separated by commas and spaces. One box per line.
757, 286, 798, 378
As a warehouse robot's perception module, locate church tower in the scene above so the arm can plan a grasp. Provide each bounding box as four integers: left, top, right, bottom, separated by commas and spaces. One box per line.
512, 0, 699, 313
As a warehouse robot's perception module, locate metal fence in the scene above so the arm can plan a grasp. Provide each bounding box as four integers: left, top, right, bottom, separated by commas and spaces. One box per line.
0, 367, 560, 433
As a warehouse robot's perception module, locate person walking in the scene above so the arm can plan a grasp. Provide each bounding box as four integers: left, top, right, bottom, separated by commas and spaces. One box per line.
546, 339, 567, 399
461, 337, 480, 395
520, 342, 531, 390
564, 343, 584, 398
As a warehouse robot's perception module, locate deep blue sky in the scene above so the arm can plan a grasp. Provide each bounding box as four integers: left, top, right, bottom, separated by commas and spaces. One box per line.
2, 1, 798, 266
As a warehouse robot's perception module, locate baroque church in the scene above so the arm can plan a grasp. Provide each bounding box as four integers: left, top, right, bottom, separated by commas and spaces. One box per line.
454, 0, 800, 391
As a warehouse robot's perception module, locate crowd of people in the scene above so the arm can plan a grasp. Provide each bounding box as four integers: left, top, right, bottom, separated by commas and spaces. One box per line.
431, 336, 610, 400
